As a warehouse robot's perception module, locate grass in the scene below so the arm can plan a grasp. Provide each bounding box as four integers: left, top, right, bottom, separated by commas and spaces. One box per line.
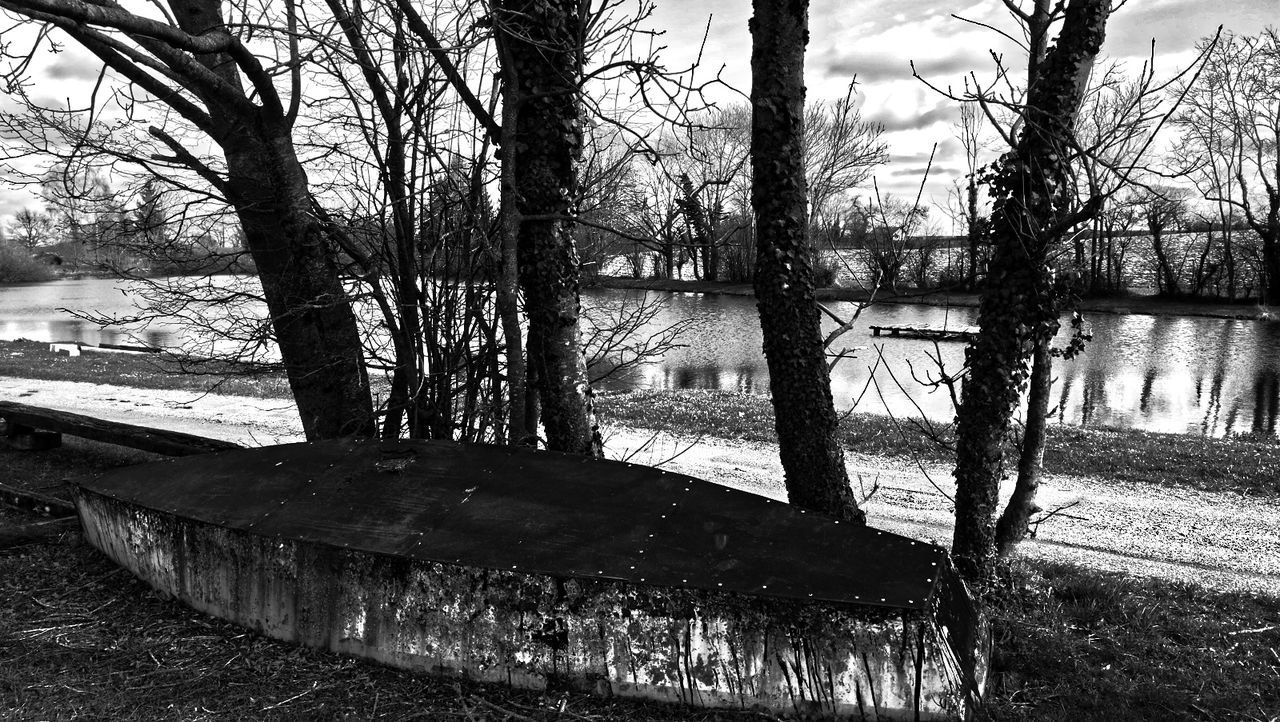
5, 332, 1274, 496
981, 561, 1280, 721
596, 389, 1280, 497
4, 337, 1279, 498
1, 509, 1275, 720
0, 339, 291, 399
2, 390, 1277, 719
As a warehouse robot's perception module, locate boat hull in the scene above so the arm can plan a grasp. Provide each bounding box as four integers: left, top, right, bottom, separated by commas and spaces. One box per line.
74, 439, 979, 719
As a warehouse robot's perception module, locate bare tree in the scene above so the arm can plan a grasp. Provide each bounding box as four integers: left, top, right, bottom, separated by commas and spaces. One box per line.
1170, 29, 1280, 304
805, 82, 889, 229
953, 103, 989, 289
10, 208, 54, 250
0, 0, 375, 440
1136, 185, 1191, 295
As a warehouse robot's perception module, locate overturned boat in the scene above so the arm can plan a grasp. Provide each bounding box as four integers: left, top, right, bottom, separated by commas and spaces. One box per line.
74, 439, 983, 719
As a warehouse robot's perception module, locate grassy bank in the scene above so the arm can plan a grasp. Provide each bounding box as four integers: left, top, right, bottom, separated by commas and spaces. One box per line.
3, 337, 1277, 497
598, 390, 1280, 497
0, 339, 290, 399
983, 561, 1279, 720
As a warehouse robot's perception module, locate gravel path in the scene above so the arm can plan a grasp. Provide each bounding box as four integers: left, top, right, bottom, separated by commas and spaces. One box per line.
6, 376, 1279, 595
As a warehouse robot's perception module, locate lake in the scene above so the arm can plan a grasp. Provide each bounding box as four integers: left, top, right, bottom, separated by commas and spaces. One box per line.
2, 276, 1277, 438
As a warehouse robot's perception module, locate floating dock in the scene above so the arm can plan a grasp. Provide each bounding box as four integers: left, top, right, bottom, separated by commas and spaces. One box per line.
868, 324, 978, 342
74, 439, 984, 719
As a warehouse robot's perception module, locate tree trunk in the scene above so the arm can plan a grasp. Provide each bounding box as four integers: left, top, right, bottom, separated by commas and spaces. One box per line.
221, 135, 375, 439
995, 341, 1052, 555
966, 178, 980, 289
172, 0, 373, 440
1150, 225, 1180, 295
1262, 231, 1280, 305
750, 0, 864, 524
494, 0, 602, 457
495, 72, 531, 447
951, 0, 1110, 583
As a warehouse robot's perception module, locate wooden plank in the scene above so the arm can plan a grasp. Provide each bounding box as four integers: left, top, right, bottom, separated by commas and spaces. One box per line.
3, 426, 62, 450
868, 324, 977, 342
0, 516, 78, 550
0, 401, 242, 456
0, 481, 76, 517
97, 342, 162, 353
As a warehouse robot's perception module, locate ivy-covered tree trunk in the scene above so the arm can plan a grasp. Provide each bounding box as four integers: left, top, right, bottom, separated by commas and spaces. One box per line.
494, 0, 602, 457
749, 0, 864, 524
995, 343, 1052, 555
952, 0, 1111, 582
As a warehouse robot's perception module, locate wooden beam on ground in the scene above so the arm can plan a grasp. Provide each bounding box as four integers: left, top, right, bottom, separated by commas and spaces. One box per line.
0, 482, 76, 517
0, 401, 242, 457
0, 516, 79, 550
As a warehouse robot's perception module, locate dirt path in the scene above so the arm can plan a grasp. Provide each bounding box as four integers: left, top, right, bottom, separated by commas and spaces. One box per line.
6, 376, 1279, 595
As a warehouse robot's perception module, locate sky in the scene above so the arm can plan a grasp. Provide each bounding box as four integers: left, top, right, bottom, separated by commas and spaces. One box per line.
648, 0, 1277, 229
1, 0, 1276, 227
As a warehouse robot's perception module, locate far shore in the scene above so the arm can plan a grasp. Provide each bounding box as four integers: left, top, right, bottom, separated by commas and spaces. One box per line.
595, 276, 1278, 322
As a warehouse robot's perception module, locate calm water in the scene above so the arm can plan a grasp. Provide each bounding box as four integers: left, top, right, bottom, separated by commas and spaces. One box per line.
2, 277, 1278, 438
582, 290, 1280, 439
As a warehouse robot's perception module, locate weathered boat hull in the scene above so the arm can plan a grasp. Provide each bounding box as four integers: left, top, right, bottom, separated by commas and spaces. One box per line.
74, 439, 981, 719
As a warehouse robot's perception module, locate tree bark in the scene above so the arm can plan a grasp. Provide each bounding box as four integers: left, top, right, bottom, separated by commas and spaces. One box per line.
219, 125, 374, 441
495, 62, 531, 447
172, 0, 374, 440
1261, 230, 1280, 305
995, 341, 1052, 555
1150, 225, 1181, 295
6, 0, 378, 440
966, 178, 980, 288
750, 0, 863, 524
951, 0, 1110, 583
494, 0, 602, 457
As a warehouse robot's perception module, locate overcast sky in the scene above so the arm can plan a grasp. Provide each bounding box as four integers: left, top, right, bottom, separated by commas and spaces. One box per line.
649, 0, 1276, 227
1, 0, 1275, 226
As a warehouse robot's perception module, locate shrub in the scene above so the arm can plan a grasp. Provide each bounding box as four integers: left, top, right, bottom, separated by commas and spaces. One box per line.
0, 241, 56, 283
812, 250, 840, 287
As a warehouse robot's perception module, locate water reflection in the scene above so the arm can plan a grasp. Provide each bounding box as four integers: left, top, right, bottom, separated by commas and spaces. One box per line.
644, 365, 764, 394
0, 317, 179, 348
584, 288, 1280, 439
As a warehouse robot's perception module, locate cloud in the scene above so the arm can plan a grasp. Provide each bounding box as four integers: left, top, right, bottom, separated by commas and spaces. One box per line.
0, 187, 43, 222
1104, 0, 1268, 58
888, 163, 959, 179
866, 103, 956, 132
826, 50, 985, 84
46, 56, 102, 82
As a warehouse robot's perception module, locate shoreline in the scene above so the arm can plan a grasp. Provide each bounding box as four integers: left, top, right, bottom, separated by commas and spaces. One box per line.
3, 374, 1278, 596
595, 276, 1278, 322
